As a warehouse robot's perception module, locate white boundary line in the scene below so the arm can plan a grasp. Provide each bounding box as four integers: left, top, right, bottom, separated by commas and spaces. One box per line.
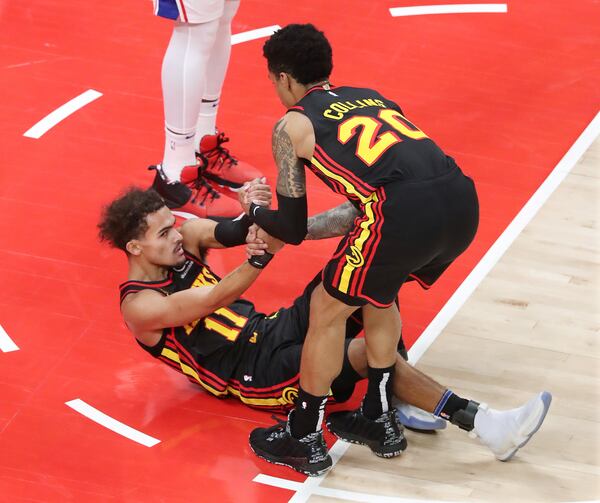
390, 4, 507, 17
65, 399, 161, 447
0, 324, 19, 352
409, 110, 600, 363
254, 111, 600, 501
23, 89, 102, 139
232, 25, 280, 45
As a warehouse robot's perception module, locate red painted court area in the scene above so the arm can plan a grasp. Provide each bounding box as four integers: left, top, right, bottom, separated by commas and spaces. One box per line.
0, 1, 598, 501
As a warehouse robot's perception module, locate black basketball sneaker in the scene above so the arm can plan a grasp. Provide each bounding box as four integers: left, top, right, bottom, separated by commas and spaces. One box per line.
326, 407, 407, 458
249, 414, 333, 477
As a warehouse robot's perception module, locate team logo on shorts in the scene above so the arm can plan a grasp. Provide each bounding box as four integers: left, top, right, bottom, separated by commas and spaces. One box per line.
346, 245, 365, 267
281, 386, 299, 405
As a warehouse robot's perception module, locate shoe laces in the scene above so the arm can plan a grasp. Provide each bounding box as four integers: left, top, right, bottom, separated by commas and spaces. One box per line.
265, 414, 289, 440
187, 173, 220, 205
200, 132, 238, 172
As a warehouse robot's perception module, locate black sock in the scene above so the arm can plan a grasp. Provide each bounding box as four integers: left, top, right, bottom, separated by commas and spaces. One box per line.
290, 387, 328, 438
362, 365, 395, 420
330, 345, 362, 404
434, 390, 470, 422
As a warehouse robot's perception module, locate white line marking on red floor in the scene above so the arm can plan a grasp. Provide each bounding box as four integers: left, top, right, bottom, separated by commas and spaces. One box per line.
65, 399, 160, 447
23, 89, 103, 139
232, 25, 281, 45
0, 324, 19, 352
390, 3, 507, 17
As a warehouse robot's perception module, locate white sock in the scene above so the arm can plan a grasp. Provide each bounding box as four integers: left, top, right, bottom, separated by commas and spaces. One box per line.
162, 128, 196, 181
161, 19, 219, 180
196, 0, 239, 141
196, 96, 219, 141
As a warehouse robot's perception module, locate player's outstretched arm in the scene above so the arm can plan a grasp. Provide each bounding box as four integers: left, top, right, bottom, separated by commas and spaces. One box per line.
306, 201, 360, 240
245, 113, 314, 245
123, 247, 281, 332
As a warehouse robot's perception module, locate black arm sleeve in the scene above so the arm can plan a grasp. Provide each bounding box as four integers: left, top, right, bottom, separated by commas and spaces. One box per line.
250, 192, 307, 245
213, 214, 252, 247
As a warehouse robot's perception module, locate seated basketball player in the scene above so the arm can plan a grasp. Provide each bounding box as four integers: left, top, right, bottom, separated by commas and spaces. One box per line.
98, 187, 552, 476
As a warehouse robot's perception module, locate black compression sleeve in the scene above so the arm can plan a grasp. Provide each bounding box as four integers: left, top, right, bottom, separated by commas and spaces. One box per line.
213, 214, 252, 247
250, 192, 307, 245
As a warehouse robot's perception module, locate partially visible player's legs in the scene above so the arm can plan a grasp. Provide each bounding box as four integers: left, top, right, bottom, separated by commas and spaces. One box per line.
361, 303, 402, 416
249, 283, 357, 476
341, 338, 552, 461
393, 330, 447, 431
187, 0, 262, 190
326, 303, 407, 458
161, 20, 218, 181
151, 17, 242, 219
196, 0, 238, 140
343, 306, 445, 431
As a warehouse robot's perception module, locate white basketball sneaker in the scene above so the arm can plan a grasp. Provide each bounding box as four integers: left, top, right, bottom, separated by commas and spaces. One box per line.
472, 391, 552, 461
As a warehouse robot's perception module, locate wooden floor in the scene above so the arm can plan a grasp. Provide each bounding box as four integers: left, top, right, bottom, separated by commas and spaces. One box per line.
314, 138, 600, 501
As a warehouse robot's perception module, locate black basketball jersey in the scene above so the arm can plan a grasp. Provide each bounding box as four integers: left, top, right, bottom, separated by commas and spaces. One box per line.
291, 85, 451, 201
119, 250, 261, 398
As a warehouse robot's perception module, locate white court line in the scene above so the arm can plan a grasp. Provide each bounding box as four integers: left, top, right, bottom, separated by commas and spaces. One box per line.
255, 474, 445, 503
21, 27, 273, 139
255, 110, 600, 501
390, 4, 507, 17
23, 89, 103, 139
0, 324, 19, 352
232, 25, 280, 45
65, 399, 160, 447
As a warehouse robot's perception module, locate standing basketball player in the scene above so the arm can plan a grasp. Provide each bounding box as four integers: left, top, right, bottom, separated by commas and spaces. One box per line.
150, 0, 262, 219
246, 24, 481, 474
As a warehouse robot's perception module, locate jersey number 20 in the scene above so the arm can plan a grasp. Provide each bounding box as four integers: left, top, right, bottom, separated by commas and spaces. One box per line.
337, 109, 428, 166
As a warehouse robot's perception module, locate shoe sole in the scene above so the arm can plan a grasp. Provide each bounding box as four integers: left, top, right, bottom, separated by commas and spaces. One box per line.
325, 422, 407, 459
395, 411, 447, 432
249, 443, 332, 477
499, 391, 553, 461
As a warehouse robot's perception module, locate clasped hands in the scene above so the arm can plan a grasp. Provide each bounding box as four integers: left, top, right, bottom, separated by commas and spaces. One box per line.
238, 178, 284, 258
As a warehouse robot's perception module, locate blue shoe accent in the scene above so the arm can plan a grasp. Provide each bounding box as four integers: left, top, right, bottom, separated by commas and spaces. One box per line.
395, 402, 447, 431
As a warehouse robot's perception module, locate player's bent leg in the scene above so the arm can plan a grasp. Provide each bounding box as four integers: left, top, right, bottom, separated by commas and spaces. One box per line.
392, 336, 446, 431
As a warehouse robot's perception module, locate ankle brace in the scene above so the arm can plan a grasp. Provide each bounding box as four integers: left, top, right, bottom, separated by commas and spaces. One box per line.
450, 399, 480, 431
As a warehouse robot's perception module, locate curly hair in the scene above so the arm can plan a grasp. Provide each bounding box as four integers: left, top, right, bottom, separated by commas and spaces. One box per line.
263, 23, 333, 85
98, 187, 166, 252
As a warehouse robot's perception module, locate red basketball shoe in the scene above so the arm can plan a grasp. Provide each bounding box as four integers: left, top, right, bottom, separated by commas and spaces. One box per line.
149, 165, 242, 220
196, 132, 263, 190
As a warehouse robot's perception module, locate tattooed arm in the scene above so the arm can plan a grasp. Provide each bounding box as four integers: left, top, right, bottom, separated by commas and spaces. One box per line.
272, 117, 307, 198
246, 113, 315, 245
306, 201, 360, 240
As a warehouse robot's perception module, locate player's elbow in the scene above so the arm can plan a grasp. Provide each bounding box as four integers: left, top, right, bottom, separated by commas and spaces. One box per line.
286, 227, 307, 245
277, 221, 307, 245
